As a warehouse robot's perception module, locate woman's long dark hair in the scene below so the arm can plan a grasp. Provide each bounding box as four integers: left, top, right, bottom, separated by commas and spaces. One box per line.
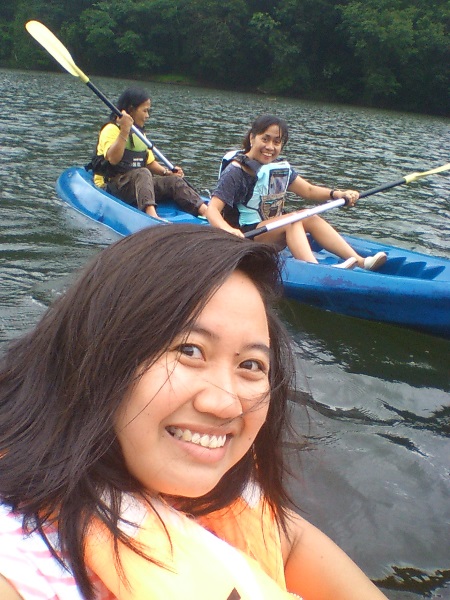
242, 113, 289, 152
0, 223, 295, 599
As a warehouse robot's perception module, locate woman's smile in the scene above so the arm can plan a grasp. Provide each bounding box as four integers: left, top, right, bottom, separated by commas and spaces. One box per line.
166, 426, 228, 449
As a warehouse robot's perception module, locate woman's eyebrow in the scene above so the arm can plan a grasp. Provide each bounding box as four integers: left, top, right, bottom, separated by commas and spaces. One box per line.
187, 325, 270, 357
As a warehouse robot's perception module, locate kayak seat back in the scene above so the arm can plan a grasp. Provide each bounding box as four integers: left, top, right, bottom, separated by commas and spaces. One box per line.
382, 257, 445, 280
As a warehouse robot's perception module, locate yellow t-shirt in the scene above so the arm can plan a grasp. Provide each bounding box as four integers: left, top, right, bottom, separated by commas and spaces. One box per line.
93, 123, 156, 188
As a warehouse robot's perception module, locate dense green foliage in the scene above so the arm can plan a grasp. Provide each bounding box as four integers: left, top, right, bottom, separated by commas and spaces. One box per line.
2, 0, 449, 115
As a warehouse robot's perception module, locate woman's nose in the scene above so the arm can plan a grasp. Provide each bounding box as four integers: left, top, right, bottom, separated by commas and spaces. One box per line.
193, 373, 243, 420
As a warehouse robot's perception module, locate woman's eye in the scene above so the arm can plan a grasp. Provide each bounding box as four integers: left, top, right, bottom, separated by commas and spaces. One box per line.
261, 136, 281, 146
240, 359, 268, 373
178, 344, 203, 359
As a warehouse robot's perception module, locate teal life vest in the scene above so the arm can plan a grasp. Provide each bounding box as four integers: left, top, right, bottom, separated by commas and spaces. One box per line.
220, 151, 292, 226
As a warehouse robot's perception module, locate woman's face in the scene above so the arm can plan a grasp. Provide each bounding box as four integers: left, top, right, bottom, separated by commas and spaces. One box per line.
246, 124, 283, 164
129, 99, 151, 128
115, 270, 271, 498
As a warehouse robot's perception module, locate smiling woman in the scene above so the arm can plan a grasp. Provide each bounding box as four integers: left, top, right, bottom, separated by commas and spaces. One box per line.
0, 224, 387, 600
207, 114, 387, 271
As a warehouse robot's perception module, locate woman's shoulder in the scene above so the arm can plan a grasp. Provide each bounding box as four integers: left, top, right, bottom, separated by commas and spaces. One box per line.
100, 122, 118, 132
213, 163, 255, 206
219, 162, 256, 187
98, 122, 119, 141
0, 505, 85, 600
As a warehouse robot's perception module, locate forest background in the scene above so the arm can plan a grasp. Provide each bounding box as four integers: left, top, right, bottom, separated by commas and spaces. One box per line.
1, 0, 449, 116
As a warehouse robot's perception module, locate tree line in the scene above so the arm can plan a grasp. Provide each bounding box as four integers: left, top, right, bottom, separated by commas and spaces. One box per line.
2, 0, 449, 116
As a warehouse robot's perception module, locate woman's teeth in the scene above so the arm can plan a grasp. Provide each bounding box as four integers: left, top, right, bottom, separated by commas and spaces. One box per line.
167, 427, 227, 449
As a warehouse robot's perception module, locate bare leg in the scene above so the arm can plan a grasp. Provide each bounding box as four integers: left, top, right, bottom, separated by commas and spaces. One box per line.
251, 213, 385, 269
253, 219, 318, 262
251, 211, 364, 265
302, 215, 365, 266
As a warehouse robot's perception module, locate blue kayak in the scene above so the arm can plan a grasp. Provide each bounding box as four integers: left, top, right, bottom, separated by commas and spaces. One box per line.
56, 167, 450, 339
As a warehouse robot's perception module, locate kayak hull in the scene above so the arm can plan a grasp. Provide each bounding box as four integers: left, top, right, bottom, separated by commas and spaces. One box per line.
56, 167, 450, 338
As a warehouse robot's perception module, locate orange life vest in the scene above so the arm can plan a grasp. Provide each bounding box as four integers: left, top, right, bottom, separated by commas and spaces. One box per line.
85, 492, 294, 600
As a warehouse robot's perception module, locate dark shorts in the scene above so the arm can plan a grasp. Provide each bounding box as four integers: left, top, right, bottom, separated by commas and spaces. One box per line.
240, 223, 259, 234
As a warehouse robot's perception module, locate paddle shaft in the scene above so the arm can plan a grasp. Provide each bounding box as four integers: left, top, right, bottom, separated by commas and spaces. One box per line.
360, 162, 450, 198
245, 163, 450, 239
244, 199, 345, 238
359, 177, 406, 199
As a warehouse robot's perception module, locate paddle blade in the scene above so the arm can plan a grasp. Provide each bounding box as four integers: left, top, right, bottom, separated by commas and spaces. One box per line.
25, 21, 89, 83
404, 162, 450, 184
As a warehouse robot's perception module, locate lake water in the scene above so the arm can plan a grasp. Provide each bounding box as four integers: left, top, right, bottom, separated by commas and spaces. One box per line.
1, 68, 449, 598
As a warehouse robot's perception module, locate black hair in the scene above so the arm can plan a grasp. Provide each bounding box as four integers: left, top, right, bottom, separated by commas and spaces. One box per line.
0, 223, 296, 599
110, 86, 150, 121
243, 114, 289, 152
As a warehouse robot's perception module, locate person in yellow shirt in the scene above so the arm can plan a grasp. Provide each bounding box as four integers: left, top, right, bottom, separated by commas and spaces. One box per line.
91, 87, 207, 221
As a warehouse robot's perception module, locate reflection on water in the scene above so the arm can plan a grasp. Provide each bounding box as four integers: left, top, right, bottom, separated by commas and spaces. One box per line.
280, 300, 450, 390
283, 297, 450, 598
1, 68, 450, 599
373, 566, 450, 597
